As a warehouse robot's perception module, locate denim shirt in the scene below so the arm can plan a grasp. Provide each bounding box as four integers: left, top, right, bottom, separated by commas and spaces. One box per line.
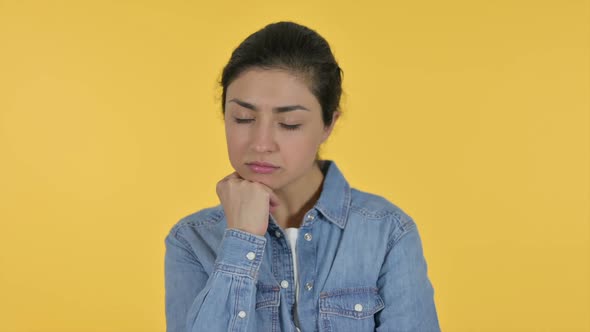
164, 160, 440, 332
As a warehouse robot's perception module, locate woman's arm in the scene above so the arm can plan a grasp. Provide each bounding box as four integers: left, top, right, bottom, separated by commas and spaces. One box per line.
375, 215, 441, 332
165, 227, 266, 332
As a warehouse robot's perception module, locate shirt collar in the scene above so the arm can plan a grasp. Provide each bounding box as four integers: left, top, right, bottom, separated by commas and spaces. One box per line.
313, 160, 351, 229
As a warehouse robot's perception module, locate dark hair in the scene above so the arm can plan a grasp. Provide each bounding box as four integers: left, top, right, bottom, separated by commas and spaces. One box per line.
220, 21, 343, 127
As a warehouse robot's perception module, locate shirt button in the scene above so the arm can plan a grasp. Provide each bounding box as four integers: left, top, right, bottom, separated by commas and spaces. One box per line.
238, 310, 247, 318
306, 214, 315, 221
354, 304, 363, 312
304, 233, 312, 241
305, 282, 313, 291
280, 280, 289, 289
274, 230, 281, 238
246, 252, 256, 261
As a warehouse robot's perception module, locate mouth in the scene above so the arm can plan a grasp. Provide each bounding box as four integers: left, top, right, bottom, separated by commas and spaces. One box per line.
246, 161, 280, 174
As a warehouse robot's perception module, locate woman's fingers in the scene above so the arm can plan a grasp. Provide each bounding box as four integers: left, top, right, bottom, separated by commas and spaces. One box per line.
225, 172, 280, 206
254, 182, 280, 207
218, 171, 281, 221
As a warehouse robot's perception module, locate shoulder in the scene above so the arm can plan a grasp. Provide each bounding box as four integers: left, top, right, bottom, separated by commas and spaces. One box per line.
167, 204, 225, 238
349, 187, 417, 244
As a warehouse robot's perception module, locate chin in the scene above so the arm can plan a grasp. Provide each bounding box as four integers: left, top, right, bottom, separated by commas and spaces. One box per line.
251, 174, 278, 187
236, 166, 271, 183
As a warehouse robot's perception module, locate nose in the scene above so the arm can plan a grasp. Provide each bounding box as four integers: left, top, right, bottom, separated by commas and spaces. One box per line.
251, 121, 278, 153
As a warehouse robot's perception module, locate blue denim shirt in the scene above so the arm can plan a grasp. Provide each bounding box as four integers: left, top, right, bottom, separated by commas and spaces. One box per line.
164, 160, 440, 332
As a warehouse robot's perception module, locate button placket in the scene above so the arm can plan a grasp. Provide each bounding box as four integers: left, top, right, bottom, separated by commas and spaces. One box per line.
298, 216, 317, 310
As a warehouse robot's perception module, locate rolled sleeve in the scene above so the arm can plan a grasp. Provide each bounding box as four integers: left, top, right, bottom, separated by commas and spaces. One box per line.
214, 228, 267, 279
165, 226, 267, 332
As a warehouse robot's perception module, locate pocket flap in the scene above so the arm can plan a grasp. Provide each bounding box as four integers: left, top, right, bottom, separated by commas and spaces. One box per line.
256, 283, 281, 309
319, 287, 385, 319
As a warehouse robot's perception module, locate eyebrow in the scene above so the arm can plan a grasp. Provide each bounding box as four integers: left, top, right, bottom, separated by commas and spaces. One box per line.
228, 98, 310, 113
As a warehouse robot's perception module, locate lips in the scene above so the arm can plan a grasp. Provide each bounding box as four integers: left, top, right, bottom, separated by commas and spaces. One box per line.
248, 161, 278, 167
247, 161, 279, 174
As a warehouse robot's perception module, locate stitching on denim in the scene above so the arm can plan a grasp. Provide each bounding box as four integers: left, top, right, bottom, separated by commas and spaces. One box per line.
316, 181, 351, 229
349, 188, 402, 218
320, 286, 379, 298
174, 206, 224, 229
351, 206, 399, 220
255, 284, 280, 309
320, 312, 333, 332
214, 263, 257, 279
272, 302, 279, 332
319, 287, 385, 319
386, 212, 417, 251
339, 183, 352, 228
397, 212, 415, 231
353, 208, 392, 219
321, 308, 383, 319
226, 229, 267, 246
229, 275, 241, 331
170, 228, 202, 264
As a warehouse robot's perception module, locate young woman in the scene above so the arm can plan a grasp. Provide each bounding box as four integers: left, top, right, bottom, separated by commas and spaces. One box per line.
164, 21, 440, 332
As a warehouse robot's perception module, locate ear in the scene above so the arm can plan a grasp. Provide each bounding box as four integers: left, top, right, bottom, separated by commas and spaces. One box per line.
321, 111, 341, 143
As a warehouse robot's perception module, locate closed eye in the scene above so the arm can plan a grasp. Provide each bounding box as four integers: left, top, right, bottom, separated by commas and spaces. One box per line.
233, 117, 254, 124
280, 123, 301, 131
234, 117, 301, 131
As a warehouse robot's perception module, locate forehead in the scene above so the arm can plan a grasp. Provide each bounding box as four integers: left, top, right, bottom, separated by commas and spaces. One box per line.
225, 68, 320, 111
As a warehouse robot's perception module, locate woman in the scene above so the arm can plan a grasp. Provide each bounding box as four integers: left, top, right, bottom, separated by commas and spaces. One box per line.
164, 21, 440, 332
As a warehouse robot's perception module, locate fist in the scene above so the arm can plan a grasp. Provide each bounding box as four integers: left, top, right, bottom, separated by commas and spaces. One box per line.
216, 172, 280, 236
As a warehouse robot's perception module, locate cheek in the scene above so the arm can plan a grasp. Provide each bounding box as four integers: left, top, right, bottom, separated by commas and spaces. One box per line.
281, 133, 321, 159
226, 129, 247, 156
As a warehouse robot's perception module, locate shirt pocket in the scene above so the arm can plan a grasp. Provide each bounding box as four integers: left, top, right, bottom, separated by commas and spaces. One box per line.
255, 283, 281, 332
319, 286, 385, 332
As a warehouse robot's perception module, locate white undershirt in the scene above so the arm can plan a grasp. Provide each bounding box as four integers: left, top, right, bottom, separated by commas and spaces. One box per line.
284, 227, 300, 329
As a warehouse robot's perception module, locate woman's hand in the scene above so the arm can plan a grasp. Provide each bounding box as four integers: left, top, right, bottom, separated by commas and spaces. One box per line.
216, 172, 280, 236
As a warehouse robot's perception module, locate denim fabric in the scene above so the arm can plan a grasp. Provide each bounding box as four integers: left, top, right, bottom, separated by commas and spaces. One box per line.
164, 160, 440, 332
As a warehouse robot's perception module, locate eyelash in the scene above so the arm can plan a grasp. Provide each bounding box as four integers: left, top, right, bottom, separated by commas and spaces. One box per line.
233, 117, 301, 131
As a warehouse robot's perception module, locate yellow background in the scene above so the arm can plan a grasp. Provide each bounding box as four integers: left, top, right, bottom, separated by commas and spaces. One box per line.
1, 0, 588, 331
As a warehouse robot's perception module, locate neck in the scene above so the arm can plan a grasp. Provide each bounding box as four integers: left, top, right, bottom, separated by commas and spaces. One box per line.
271, 160, 325, 229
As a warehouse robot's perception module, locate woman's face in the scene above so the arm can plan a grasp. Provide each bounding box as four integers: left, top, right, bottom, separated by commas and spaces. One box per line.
224, 68, 337, 191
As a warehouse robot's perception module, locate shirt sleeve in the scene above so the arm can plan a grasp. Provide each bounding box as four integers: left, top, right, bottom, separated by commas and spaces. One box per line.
165, 227, 266, 332
375, 215, 441, 332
